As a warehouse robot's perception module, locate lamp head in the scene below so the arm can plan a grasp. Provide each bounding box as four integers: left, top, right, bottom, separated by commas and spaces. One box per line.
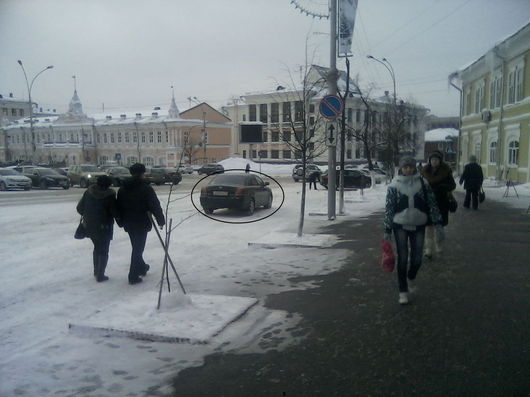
17, 60, 23, 65
367, 55, 374, 59
47, 66, 54, 69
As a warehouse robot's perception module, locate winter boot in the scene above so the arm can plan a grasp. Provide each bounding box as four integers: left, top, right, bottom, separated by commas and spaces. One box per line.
399, 292, 409, 305
96, 255, 109, 282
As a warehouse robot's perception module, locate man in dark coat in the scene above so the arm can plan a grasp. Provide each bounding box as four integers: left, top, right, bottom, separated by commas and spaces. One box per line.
459, 155, 484, 210
117, 163, 165, 284
77, 175, 119, 282
308, 170, 320, 190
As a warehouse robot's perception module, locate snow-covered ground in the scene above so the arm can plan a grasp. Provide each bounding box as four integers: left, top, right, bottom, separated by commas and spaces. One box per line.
1, 158, 529, 396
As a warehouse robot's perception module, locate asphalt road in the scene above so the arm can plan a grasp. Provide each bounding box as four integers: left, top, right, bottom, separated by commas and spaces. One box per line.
171, 191, 530, 397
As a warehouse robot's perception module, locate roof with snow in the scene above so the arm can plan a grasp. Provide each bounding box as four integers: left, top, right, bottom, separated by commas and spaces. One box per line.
424, 128, 459, 142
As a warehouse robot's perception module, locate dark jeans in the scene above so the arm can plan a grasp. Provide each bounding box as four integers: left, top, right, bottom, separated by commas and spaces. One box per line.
127, 230, 148, 281
464, 188, 479, 209
91, 238, 110, 276
309, 181, 317, 189
393, 227, 425, 293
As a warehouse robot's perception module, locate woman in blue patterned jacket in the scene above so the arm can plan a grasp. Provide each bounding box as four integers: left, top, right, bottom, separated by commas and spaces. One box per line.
383, 156, 443, 305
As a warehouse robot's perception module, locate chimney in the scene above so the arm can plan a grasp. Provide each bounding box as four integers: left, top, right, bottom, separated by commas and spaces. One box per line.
120, 114, 126, 121
135, 113, 142, 120
151, 112, 158, 119
106, 116, 112, 121
9, 93, 14, 98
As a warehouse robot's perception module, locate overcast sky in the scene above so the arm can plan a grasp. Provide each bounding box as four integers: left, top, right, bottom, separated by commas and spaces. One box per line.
1, 0, 529, 118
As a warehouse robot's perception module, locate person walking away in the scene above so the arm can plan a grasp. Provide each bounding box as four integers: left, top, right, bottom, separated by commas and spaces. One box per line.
383, 156, 443, 305
76, 175, 119, 282
308, 170, 320, 190
421, 150, 456, 258
245, 163, 251, 173
459, 155, 484, 210
117, 163, 165, 285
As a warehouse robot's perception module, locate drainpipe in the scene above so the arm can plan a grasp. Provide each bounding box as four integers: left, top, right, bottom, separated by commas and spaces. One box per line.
493, 47, 506, 181
449, 79, 463, 174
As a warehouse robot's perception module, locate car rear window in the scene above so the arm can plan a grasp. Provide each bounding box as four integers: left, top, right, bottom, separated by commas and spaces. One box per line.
210, 174, 247, 185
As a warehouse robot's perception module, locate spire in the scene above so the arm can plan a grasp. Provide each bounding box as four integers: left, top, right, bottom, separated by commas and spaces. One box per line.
168, 86, 180, 118
68, 90, 86, 117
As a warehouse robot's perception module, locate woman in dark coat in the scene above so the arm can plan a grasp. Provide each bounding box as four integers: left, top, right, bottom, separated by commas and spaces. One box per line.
421, 150, 456, 258
76, 175, 119, 282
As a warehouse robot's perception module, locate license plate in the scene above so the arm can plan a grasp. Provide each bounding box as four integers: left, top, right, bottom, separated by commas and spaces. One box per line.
213, 191, 228, 196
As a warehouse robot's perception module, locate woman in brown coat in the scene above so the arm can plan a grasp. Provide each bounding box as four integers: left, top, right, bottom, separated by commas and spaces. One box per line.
421, 150, 456, 258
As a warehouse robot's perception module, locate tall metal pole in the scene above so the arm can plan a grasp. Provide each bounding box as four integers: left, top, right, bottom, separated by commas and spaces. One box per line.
327, 0, 338, 220
17, 61, 53, 165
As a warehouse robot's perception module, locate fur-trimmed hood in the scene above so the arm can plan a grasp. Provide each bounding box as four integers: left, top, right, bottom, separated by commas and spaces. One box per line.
87, 184, 116, 200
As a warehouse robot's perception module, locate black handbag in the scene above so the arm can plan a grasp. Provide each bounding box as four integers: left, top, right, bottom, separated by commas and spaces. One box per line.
478, 188, 486, 203
74, 217, 86, 239
448, 192, 458, 213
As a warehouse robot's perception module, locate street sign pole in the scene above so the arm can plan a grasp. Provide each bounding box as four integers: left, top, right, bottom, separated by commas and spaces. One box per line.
327, 0, 338, 221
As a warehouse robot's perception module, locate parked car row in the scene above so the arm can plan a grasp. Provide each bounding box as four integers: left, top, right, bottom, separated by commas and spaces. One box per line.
1, 165, 70, 190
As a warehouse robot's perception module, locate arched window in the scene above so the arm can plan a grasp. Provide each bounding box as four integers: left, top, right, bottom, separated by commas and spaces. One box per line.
489, 141, 497, 164
142, 156, 154, 166
508, 141, 519, 165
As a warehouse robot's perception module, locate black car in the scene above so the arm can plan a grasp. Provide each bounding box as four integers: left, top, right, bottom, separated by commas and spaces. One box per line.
23, 167, 70, 189
105, 167, 133, 187
200, 173, 272, 216
320, 169, 371, 189
162, 167, 182, 184
197, 163, 224, 176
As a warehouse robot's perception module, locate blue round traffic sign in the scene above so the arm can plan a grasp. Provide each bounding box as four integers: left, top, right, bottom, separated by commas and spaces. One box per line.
319, 95, 343, 120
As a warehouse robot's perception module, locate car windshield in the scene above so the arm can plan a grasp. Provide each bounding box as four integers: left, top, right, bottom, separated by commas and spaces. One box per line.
210, 174, 247, 185
39, 168, 60, 176
0, 169, 20, 176
81, 166, 99, 172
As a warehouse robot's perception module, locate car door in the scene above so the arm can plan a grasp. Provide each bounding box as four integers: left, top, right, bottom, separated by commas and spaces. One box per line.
68, 165, 81, 184
249, 175, 269, 206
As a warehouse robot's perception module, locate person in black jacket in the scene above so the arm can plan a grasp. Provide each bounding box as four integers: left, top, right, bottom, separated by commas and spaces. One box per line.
421, 150, 456, 257
308, 170, 320, 190
459, 155, 484, 210
76, 175, 119, 282
117, 163, 165, 284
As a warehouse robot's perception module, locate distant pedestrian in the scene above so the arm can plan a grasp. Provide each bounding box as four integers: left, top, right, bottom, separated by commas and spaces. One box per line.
116, 163, 165, 285
384, 156, 443, 305
245, 163, 251, 173
421, 150, 456, 258
308, 171, 320, 190
76, 175, 119, 282
459, 155, 484, 210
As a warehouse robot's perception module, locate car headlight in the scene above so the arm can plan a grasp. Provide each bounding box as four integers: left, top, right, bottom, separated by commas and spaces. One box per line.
87, 173, 93, 179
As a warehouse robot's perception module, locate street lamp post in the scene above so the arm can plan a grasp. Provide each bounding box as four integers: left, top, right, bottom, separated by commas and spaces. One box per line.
367, 55, 399, 170
17, 60, 53, 165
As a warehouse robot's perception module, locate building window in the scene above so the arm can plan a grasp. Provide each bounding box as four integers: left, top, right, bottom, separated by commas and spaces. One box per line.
490, 75, 503, 109
283, 102, 291, 122
242, 150, 246, 159
2, 108, 7, 116
474, 85, 484, 114
271, 131, 280, 142
12, 109, 16, 116
260, 150, 268, 159
508, 140, 519, 165
356, 109, 361, 123
283, 131, 291, 142
141, 132, 146, 143
110, 133, 115, 144
294, 101, 303, 122
515, 67, 524, 102
133, 132, 138, 143
347, 149, 352, 159
125, 132, 130, 143
271, 103, 279, 123
103, 133, 108, 144
157, 131, 162, 143
309, 104, 315, 113
142, 156, 154, 166
127, 156, 138, 164
260, 104, 267, 123
489, 141, 497, 164
262, 131, 267, 142
309, 116, 315, 126
465, 91, 472, 116
271, 150, 280, 159
249, 104, 257, 122
149, 132, 154, 143
19, 109, 24, 117
251, 150, 257, 158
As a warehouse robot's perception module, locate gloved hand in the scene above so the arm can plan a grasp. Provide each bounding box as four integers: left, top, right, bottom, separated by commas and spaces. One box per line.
435, 224, 445, 242
383, 233, 392, 241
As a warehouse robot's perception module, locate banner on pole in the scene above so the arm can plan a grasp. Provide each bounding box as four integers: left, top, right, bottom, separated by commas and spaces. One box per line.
338, 0, 359, 57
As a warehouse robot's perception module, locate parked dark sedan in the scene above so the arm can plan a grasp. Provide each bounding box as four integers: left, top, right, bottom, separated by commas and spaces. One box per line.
105, 167, 133, 187
162, 167, 182, 184
320, 169, 371, 189
23, 167, 70, 189
200, 173, 273, 216
197, 163, 224, 176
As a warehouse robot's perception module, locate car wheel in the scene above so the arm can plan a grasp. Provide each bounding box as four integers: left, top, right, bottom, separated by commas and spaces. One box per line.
198, 170, 203, 175
63, 186, 70, 190
264, 194, 273, 209
296, 168, 303, 176
293, 178, 299, 182
246, 198, 255, 216
80, 179, 88, 188
0, 181, 7, 191
203, 207, 214, 214
40, 180, 48, 189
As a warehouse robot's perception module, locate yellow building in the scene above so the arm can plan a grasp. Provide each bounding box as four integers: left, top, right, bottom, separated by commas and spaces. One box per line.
451, 22, 530, 183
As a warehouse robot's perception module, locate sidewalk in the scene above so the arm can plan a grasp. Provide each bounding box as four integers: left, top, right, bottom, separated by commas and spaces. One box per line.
172, 191, 530, 396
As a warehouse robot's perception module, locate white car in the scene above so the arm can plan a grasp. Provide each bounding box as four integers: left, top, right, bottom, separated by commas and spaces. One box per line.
0, 168, 32, 191
177, 165, 194, 174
